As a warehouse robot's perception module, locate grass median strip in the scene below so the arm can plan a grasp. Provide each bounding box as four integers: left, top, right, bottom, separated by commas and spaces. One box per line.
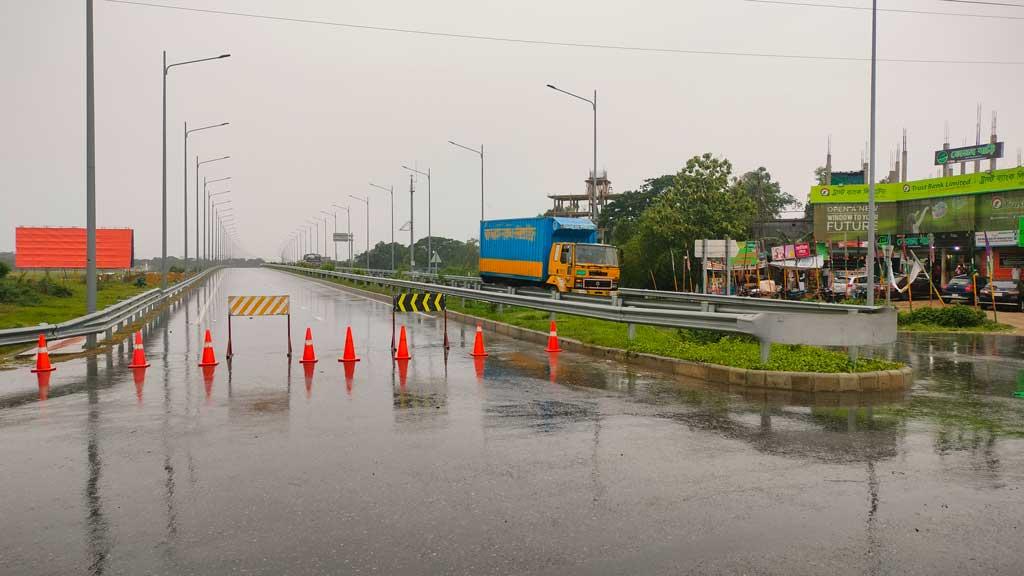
302, 270, 901, 374
0, 271, 154, 330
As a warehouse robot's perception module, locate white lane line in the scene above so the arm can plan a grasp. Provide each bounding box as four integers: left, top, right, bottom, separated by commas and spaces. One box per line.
312, 315, 324, 322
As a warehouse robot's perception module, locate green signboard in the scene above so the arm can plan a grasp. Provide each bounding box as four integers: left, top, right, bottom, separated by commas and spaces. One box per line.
935, 142, 1004, 166
810, 166, 1024, 204
813, 203, 897, 241
898, 196, 974, 234
1019, 217, 1024, 248
976, 189, 1024, 232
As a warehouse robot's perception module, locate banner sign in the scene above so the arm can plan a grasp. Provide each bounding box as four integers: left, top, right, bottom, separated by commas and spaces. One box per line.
935, 142, 1004, 166
333, 232, 353, 242
813, 204, 898, 240
810, 166, 1024, 204
974, 230, 1018, 248
771, 245, 785, 261
794, 243, 811, 258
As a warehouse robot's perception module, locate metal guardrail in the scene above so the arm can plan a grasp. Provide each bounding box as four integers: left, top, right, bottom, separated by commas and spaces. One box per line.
0, 268, 219, 348
268, 264, 897, 362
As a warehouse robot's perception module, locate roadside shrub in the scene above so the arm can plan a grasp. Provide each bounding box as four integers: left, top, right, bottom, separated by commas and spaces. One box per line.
320, 262, 336, 271
33, 277, 73, 297
0, 281, 41, 305
898, 305, 986, 328
169, 265, 185, 274
0, 261, 9, 279
134, 276, 148, 287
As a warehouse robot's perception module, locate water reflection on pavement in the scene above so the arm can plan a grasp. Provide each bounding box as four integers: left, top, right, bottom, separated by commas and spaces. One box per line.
0, 269, 1022, 575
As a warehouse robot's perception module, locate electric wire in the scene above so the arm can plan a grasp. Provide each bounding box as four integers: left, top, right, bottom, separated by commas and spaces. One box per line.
104, 0, 1024, 66
746, 0, 1024, 20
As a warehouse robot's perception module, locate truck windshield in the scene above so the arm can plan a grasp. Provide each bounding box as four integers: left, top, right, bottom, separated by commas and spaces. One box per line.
575, 244, 619, 266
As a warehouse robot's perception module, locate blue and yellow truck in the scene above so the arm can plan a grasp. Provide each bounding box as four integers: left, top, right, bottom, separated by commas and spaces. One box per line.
479, 217, 621, 295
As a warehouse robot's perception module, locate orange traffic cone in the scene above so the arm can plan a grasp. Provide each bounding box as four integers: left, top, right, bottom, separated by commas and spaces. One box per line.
470, 324, 488, 357
338, 326, 360, 363
198, 329, 218, 366
128, 330, 151, 368
545, 320, 562, 353
299, 327, 318, 364
31, 334, 56, 373
394, 325, 411, 360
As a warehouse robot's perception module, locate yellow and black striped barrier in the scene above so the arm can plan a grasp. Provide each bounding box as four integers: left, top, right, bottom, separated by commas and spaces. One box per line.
393, 292, 446, 313
226, 295, 293, 359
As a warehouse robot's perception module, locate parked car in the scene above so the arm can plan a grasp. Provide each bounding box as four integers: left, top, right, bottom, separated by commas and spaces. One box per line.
941, 274, 987, 305
897, 274, 935, 301
978, 279, 1024, 311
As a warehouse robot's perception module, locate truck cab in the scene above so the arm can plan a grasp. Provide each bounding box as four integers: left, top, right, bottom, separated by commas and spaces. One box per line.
548, 242, 620, 296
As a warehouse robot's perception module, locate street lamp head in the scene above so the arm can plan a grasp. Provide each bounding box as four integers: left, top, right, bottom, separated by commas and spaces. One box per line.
546, 84, 557, 90
219, 54, 231, 59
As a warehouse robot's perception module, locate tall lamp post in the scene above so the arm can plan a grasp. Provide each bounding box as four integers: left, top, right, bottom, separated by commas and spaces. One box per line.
547, 83, 598, 222
332, 204, 352, 266
318, 212, 330, 259
369, 182, 394, 270
162, 51, 230, 288
213, 205, 233, 261
197, 161, 229, 268
184, 123, 228, 273
208, 189, 230, 262
865, 1, 878, 307
448, 141, 484, 221
349, 194, 370, 270
402, 166, 431, 271
320, 210, 336, 263
307, 219, 320, 257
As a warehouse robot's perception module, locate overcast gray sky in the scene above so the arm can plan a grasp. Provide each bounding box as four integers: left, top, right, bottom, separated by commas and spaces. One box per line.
2, 0, 1022, 260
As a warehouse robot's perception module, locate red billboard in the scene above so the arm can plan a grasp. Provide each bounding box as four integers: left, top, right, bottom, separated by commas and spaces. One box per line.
15, 227, 134, 269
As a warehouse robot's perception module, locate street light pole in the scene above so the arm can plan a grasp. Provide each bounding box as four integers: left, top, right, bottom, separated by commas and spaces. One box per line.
448, 141, 484, 221
866, 0, 878, 307
547, 83, 598, 222
402, 166, 431, 271
332, 204, 351, 265
370, 182, 394, 270
185, 123, 228, 273
196, 158, 228, 269
162, 51, 230, 289
205, 178, 230, 263
321, 210, 336, 263
349, 195, 369, 269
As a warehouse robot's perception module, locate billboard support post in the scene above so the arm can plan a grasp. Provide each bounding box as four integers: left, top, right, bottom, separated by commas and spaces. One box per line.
85, 0, 97, 347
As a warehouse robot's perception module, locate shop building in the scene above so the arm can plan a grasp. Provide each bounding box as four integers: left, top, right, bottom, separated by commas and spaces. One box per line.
809, 166, 1024, 285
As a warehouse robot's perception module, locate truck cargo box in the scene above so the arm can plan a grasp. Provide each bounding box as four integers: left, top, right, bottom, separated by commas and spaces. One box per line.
479, 217, 597, 283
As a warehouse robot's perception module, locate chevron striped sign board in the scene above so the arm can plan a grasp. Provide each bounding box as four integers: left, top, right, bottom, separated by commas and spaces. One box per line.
228, 295, 290, 316
393, 292, 446, 312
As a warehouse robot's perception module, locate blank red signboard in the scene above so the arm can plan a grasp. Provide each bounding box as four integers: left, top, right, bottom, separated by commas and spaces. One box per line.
15, 227, 134, 269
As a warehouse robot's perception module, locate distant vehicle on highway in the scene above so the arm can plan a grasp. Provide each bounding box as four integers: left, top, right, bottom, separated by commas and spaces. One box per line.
941, 274, 987, 305
479, 217, 620, 296
303, 253, 323, 266
978, 279, 1024, 311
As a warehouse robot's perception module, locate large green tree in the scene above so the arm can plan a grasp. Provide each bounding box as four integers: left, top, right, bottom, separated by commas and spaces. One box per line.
617, 154, 758, 289
733, 167, 795, 221
597, 174, 673, 244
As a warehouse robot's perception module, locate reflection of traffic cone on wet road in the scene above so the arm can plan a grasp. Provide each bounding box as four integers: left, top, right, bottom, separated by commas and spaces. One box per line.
36, 370, 52, 401
545, 320, 562, 353
339, 326, 360, 363
473, 355, 486, 383
132, 367, 146, 403
31, 334, 56, 373
548, 352, 559, 383
202, 365, 216, 400
470, 324, 488, 357
396, 358, 410, 388
343, 360, 356, 394
198, 329, 218, 366
299, 327, 318, 364
394, 326, 411, 360
303, 362, 316, 397
128, 331, 151, 368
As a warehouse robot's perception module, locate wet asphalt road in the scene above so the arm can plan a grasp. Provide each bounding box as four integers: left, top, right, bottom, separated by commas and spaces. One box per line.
1, 268, 1023, 575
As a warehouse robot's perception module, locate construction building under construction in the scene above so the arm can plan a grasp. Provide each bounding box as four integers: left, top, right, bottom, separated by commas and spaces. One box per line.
547, 170, 618, 219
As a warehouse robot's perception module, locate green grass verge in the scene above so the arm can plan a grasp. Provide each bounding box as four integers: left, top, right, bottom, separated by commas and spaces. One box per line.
0, 275, 151, 329
898, 322, 1013, 333
300, 271, 901, 374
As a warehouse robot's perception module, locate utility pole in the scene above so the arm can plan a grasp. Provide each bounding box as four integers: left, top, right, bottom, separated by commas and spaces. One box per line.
409, 174, 415, 268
